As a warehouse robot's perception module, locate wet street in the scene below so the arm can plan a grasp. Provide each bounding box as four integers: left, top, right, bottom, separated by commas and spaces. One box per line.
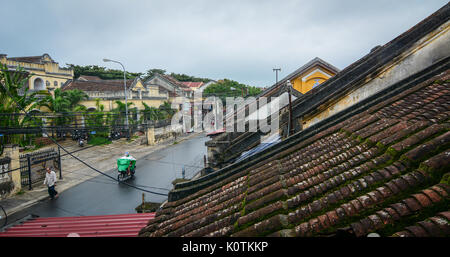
6, 133, 208, 223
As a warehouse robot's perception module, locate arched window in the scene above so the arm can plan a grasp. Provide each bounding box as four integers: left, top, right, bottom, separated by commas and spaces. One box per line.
46, 81, 50, 87
33, 78, 45, 91
312, 79, 321, 88
54, 81, 58, 87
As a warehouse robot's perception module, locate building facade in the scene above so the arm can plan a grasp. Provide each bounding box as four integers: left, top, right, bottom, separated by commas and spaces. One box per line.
0, 53, 74, 93
62, 75, 169, 112
287, 57, 340, 94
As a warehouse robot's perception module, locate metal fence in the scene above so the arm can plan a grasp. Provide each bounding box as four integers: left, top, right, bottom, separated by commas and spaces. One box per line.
19, 148, 61, 190
0, 111, 176, 136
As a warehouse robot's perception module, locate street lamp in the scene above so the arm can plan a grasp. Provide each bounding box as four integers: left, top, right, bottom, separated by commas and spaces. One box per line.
103, 58, 130, 139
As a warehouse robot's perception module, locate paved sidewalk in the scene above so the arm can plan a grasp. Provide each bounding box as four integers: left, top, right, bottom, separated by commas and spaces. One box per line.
0, 132, 202, 219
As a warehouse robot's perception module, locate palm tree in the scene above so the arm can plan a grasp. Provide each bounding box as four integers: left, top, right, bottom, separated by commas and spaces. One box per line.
83, 98, 107, 134
37, 88, 89, 138
141, 102, 161, 121
0, 64, 41, 144
65, 89, 88, 112
158, 101, 176, 119
37, 88, 70, 113
37, 88, 71, 133
111, 100, 134, 128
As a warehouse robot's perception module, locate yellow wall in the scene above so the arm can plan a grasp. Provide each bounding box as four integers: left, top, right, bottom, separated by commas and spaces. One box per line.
78, 79, 168, 111
0, 55, 73, 93
291, 67, 336, 94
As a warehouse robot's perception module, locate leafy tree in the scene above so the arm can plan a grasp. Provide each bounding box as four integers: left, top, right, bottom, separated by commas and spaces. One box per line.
158, 101, 176, 119
37, 88, 89, 136
67, 64, 142, 80
65, 89, 89, 111
141, 102, 161, 121
168, 72, 210, 83
111, 100, 135, 127
141, 68, 211, 83
142, 69, 166, 81
140, 101, 177, 122
84, 98, 106, 135
0, 64, 40, 113
203, 79, 262, 103
0, 64, 42, 144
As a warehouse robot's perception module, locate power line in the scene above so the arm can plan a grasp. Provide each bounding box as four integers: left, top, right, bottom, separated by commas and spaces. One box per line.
1, 82, 168, 197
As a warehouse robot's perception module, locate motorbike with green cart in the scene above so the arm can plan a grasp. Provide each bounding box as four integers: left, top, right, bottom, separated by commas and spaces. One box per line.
117, 157, 136, 182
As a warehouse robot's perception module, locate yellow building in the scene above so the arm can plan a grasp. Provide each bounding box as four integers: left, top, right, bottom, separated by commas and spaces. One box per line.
285, 57, 339, 94
0, 53, 74, 93
62, 75, 169, 112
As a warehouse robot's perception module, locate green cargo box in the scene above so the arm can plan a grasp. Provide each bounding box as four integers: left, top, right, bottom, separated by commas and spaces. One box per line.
117, 158, 136, 172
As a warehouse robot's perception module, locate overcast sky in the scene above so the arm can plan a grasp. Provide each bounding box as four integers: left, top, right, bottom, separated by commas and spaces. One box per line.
0, 0, 447, 86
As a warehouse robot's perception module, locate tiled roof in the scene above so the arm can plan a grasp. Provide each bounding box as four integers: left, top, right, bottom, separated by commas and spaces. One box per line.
8, 56, 43, 63
182, 82, 204, 88
62, 78, 135, 92
161, 75, 189, 89
0, 213, 155, 237
78, 75, 103, 81
6, 53, 55, 64
139, 69, 450, 237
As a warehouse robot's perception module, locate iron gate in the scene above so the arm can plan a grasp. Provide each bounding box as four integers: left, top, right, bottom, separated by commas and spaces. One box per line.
20, 148, 61, 190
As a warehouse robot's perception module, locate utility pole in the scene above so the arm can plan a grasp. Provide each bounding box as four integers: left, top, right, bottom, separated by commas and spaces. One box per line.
103, 58, 130, 139
286, 80, 294, 137
273, 68, 281, 85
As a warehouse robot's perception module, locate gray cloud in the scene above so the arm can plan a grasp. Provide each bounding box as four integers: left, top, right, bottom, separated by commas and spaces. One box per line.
0, 0, 447, 86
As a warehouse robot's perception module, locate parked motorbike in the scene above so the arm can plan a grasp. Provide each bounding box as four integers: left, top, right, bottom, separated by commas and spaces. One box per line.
110, 130, 122, 140
78, 138, 84, 147
72, 130, 80, 141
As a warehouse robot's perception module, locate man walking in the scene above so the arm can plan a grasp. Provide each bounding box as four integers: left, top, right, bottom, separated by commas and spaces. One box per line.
44, 167, 58, 199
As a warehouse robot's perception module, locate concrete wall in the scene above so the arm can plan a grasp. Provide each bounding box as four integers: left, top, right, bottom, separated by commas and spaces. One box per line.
0, 145, 21, 198
145, 124, 183, 145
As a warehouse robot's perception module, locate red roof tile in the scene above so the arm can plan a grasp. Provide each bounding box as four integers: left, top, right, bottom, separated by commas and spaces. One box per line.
182, 82, 204, 88
139, 68, 450, 238
137, 4, 450, 237
0, 213, 155, 237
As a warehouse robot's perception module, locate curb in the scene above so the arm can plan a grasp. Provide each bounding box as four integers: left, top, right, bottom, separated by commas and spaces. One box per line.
1, 132, 205, 218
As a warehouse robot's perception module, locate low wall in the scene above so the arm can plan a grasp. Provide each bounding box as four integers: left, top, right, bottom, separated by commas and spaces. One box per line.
146, 124, 183, 145
0, 145, 21, 199
0, 156, 14, 198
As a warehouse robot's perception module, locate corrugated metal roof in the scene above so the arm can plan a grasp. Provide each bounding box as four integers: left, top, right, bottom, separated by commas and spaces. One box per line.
234, 133, 281, 162
0, 213, 155, 237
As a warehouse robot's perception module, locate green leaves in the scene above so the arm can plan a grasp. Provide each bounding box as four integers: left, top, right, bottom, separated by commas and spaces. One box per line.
141, 101, 176, 121
203, 79, 262, 103
0, 63, 37, 144
66, 64, 142, 80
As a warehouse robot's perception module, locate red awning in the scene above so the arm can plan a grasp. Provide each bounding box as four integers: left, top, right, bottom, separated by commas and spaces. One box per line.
0, 213, 155, 237
206, 128, 225, 136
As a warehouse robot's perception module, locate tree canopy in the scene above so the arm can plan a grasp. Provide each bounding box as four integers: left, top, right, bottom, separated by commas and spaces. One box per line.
203, 79, 262, 103
67, 64, 142, 80
141, 68, 211, 82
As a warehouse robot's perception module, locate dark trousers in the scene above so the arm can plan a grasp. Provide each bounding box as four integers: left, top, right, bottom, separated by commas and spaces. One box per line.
48, 185, 58, 199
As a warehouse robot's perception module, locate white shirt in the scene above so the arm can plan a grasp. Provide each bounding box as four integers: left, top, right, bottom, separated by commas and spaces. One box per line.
43, 170, 57, 187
